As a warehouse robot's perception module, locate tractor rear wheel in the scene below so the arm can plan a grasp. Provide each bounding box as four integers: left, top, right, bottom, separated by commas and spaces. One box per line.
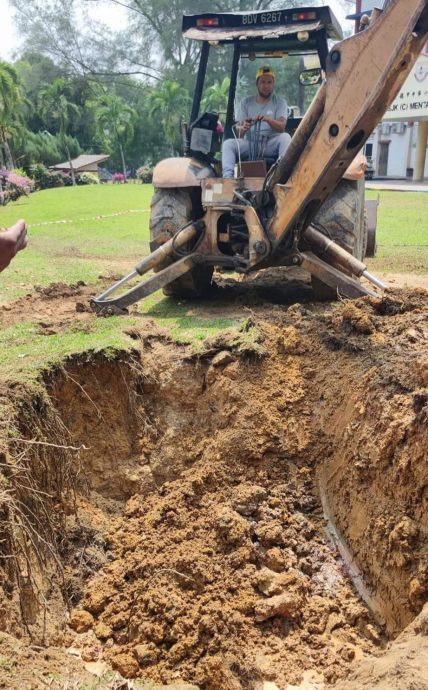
311, 178, 367, 300
149, 189, 213, 298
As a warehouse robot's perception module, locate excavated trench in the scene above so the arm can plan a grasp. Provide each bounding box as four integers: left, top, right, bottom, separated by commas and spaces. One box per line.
0, 290, 427, 690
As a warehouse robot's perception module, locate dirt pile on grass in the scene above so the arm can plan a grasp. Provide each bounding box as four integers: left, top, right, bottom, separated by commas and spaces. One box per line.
0, 287, 427, 690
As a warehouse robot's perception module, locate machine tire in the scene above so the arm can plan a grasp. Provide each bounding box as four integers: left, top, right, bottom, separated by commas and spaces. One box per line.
311, 178, 367, 300
149, 189, 213, 298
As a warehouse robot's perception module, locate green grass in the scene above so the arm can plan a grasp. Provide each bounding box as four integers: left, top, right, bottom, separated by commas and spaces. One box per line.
0, 185, 152, 300
0, 308, 236, 386
0, 184, 151, 226
0, 184, 427, 386
366, 190, 428, 273
0, 317, 134, 382
0, 185, 238, 385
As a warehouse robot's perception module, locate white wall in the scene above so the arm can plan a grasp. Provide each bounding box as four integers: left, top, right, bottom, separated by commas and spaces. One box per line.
386, 125, 410, 177
361, 1, 384, 11
370, 123, 428, 178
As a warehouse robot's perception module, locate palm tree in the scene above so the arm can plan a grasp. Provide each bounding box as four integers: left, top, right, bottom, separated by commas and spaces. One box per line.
90, 93, 137, 181
40, 78, 80, 185
149, 81, 190, 156
0, 62, 23, 170
201, 77, 230, 116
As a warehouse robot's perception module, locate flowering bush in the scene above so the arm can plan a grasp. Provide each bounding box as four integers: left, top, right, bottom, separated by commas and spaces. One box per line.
112, 172, 125, 184
0, 168, 34, 204
76, 172, 99, 185
137, 164, 154, 183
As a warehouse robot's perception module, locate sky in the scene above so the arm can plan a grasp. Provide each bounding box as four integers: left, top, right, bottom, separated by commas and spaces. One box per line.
0, 0, 129, 59
0, 0, 355, 61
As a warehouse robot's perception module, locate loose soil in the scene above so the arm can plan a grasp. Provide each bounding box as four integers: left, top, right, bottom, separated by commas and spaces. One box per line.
0, 275, 427, 690
1, 267, 426, 330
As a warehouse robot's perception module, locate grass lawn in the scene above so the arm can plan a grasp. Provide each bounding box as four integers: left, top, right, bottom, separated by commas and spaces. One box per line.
0, 184, 240, 386
0, 183, 427, 386
366, 190, 428, 273
0, 185, 153, 301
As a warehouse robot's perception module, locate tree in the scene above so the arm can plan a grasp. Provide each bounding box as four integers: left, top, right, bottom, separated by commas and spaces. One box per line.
89, 92, 137, 179
201, 78, 230, 115
149, 80, 190, 155
9, 0, 163, 82
40, 78, 80, 184
0, 61, 24, 169
13, 131, 82, 168
9, 0, 326, 84
14, 52, 66, 133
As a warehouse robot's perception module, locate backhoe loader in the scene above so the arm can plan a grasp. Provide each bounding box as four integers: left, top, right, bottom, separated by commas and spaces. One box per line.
92, 0, 428, 313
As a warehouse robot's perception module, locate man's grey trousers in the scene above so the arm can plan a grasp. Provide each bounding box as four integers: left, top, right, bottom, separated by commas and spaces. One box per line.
221, 132, 291, 178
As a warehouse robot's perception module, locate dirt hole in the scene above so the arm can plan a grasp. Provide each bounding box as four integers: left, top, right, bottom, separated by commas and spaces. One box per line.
1, 292, 427, 690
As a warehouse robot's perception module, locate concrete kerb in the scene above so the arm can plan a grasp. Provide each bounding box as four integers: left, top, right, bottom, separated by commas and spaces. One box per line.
366, 179, 428, 193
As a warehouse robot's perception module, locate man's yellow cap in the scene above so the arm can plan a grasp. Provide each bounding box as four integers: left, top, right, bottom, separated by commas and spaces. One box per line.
256, 65, 275, 80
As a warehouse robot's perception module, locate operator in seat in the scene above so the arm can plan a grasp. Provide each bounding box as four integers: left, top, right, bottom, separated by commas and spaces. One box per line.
222, 65, 291, 179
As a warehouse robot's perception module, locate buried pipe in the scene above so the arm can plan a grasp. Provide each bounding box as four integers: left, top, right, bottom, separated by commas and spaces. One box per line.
318, 477, 386, 628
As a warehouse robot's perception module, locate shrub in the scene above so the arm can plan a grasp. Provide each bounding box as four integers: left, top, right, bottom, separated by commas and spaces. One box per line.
11, 166, 28, 178
0, 190, 10, 206
112, 172, 125, 184
98, 168, 112, 183
61, 172, 73, 187
29, 164, 65, 190
137, 164, 154, 183
76, 172, 99, 185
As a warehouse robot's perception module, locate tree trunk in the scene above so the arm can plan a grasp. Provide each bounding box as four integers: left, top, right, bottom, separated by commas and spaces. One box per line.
0, 133, 5, 170
0, 127, 14, 169
119, 142, 127, 183
65, 143, 76, 186
4, 140, 14, 170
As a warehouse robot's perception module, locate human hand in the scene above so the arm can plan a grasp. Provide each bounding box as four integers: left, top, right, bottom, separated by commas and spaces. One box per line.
0, 220, 28, 272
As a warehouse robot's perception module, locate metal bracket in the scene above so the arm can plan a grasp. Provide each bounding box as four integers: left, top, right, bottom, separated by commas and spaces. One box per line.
300, 251, 377, 298
91, 256, 195, 314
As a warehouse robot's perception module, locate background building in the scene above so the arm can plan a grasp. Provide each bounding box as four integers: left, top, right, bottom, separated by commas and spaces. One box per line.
50, 154, 110, 178
347, 2, 428, 180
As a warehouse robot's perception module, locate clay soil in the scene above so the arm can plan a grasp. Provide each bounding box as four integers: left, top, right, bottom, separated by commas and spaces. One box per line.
0, 275, 427, 690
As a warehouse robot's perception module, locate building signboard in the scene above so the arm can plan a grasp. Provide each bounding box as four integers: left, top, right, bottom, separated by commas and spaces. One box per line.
384, 42, 428, 122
